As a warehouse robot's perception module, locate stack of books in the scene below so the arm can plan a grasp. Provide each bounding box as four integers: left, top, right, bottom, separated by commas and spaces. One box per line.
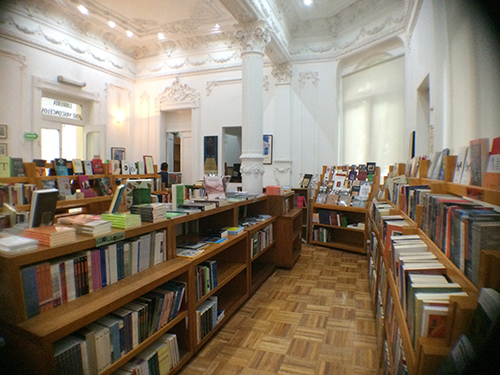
100, 213, 142, 229
130, 203, 168, 223
76, 220, 113, 237
57, 214, 112, 236
0, 235, 38, 252
23, 226, 76, 247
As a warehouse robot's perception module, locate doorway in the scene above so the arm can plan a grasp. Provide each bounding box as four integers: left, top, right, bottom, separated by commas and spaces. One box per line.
223, 126, 242, 182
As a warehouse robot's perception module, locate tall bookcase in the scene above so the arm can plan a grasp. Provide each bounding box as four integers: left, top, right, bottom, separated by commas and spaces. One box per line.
368, 156, 500, 375
309, 165, 380, 254
0, 196, 280, 375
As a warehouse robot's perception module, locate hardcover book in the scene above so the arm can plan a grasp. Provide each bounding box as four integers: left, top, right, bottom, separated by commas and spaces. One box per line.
91, 158, 104, 175
33, 159, 47, 177
83, 160, 93, 175
54, 158, 69, 176
110, 160, 121, 174
469, 138, 490, 186
121, 160, 130, 175
77, 175, 97, 198
483, 136, 500, 190
71, 159, 84, 175
28, 188, 59, 228
96, 177, 113, 196
10, 157, 26, 177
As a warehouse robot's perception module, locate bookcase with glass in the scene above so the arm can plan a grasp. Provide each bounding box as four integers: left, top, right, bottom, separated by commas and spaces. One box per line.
309, 164, 380, 254
368, 145, 500, 375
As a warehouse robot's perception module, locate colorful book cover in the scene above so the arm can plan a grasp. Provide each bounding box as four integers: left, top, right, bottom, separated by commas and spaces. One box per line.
483, 136, 500, 190
10, 157, 26, 177
91, 159, 104, 175
83, 160, 93, 175
469, 138, 490, 186
96, 177, 113, 196
72, 159, 84, 175
54, 158, 68, 176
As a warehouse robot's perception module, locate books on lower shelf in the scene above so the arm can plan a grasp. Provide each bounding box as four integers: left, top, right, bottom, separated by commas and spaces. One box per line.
196, 296, 221, 343
53, 279, 185, 374
195, 261, 218, 300
21, 232, 169, 319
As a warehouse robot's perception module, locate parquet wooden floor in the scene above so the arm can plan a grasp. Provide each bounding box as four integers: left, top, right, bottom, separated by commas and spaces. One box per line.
178, 244, 380, 375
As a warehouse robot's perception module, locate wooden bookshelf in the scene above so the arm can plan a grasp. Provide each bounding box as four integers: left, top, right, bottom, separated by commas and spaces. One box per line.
0, 195, 286, 375
368, 155, 500, 375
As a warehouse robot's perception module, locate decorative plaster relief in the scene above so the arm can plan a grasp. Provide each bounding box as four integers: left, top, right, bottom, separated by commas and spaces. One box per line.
298, 71, 319, 88
104, 83, 132, 99
157, 78, 200, 110
272, 63, 292, 84
241, 163, 266, 176
0, 48, 27, 71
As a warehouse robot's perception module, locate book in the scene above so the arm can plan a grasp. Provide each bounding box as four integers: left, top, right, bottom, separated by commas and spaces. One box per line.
96, 177, 113, 196
28, 188, 59, 228
483, 136, 500, 190
33, 159, 47, 177
125, 179, 153, 209
72, 159, 84, 175
83, 160, 94, 175
0, 156, 10, 177
77, 175, 97, 198
57, 177, 73, 198
108, 184, 126, 214
121, 160, 130, 175
91, 159, 105, 175
10, 157, 26, 177
0, 235, 38, 253
453, 146, 468, 184
300, 174, 313, 188
110, 160, 121, 175
171, 184, 185, 211
469, 138, 490, 186
54, 158, 69, 176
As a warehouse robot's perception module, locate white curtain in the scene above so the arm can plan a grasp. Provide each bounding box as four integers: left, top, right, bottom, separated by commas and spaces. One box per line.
342, 56, 405, 176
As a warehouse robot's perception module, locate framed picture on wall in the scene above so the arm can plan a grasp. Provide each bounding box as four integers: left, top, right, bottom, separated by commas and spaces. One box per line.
204, 135, 218, 174
0, 143, 7, 157
143, 155, 155, 174
263, 134, 273, 165
0, 125, 7, 139
111, 147, 126, 161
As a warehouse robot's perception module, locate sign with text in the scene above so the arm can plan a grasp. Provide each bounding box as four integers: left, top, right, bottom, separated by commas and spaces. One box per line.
41, 97, 83, 121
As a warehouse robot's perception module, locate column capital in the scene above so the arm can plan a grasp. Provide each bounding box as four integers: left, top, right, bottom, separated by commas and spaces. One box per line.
235, 21, 271, 55
272, 63, 292, 84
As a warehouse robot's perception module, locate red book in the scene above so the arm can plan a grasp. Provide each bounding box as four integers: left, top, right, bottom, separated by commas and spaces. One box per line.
483, 136, 500, 190
35, 262, 54, 313
91, 159, 104, 175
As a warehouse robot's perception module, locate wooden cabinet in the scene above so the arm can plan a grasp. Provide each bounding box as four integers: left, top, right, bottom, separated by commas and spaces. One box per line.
309, 203, 367, 254
292, 187, 311, 242
0, 197, 280, 375
267, 192, 303, 268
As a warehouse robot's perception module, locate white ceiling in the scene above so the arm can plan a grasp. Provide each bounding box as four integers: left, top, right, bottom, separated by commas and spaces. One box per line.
2, 0, 408, 63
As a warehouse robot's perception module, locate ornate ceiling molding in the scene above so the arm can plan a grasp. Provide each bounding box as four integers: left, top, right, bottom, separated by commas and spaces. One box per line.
272, 63, 292, 84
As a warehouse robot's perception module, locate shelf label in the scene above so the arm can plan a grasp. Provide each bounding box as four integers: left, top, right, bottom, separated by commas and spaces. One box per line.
96, 231, 125, 247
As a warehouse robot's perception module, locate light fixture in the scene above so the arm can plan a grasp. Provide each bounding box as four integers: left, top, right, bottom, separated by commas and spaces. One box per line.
77, 5, 88, 15
115, 111, 125, 124
158, 32, 165, 40
108, 20, 116, 28
126, 30, 133, 38
57, 75, 86, 88
304, 0, 313, 6
214, 23, 221, 30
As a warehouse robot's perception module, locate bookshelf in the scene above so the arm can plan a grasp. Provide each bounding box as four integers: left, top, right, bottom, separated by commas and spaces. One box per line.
309, 165, 380, 255
292, 187, 311, 242
267, 192, 303, 268
0, 196, 282, 375
368, 156, 500, 375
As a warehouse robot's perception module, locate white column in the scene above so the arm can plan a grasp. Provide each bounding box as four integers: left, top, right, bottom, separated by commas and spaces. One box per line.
235, 22, 270, 195
272, 63, 292, 186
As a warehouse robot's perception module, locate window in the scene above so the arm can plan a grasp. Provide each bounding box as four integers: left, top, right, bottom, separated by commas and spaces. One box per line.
342, 56, 405, 176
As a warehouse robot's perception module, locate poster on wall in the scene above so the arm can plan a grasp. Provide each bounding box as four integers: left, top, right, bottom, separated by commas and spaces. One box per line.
204, 135, 218, 174
263, 134, 273, 165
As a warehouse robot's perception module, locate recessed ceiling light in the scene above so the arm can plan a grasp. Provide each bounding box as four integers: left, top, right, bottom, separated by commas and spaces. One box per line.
108, 20, 116, 28
304, 0, 313, 6
77, 5, 88, 15
158, 32, 165, 40
126, 30, 133, 38
214, 24, 221, 30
